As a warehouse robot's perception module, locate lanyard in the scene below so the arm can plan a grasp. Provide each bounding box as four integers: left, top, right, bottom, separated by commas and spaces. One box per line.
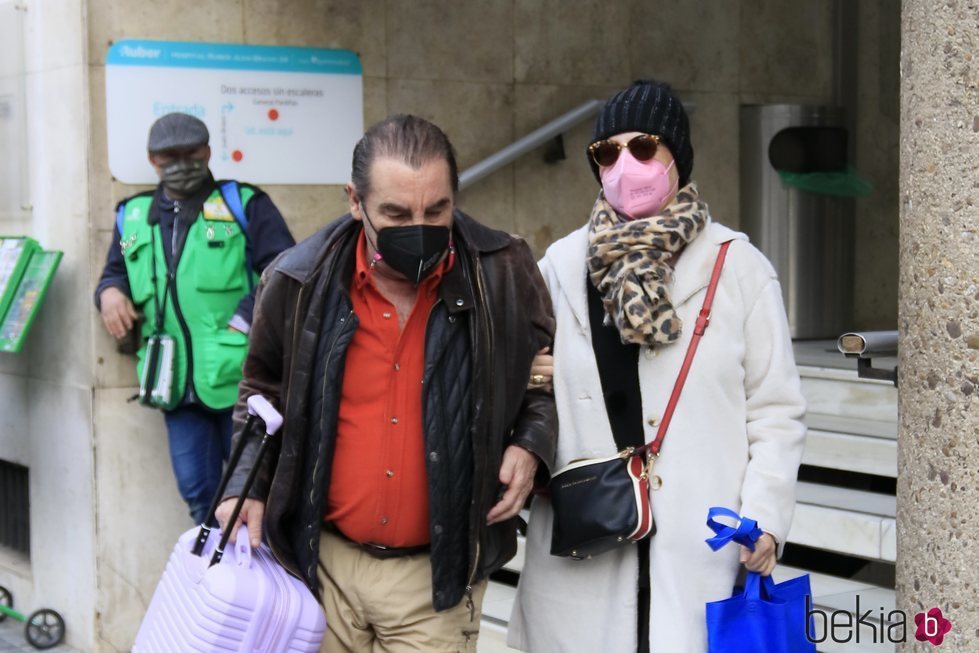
148, 226, 172, 334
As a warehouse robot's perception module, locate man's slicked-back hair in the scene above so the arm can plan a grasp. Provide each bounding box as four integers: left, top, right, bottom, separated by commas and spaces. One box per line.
351, 114, 459, 201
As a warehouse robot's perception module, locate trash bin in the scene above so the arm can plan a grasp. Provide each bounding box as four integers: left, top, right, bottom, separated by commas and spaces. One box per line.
739, 104, 855, 340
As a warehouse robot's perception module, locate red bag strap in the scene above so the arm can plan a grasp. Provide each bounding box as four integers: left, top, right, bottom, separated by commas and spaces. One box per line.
638, 240, 732, 458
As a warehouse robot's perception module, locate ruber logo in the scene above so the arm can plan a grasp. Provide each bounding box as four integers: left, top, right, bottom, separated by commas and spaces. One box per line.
914, 607, 952, 646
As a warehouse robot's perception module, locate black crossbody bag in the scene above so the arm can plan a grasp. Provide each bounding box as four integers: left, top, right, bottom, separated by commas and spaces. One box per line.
549, 241, 732, 560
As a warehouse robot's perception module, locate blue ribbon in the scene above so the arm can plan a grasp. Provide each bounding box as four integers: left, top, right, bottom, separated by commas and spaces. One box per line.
705, 507, 763, 552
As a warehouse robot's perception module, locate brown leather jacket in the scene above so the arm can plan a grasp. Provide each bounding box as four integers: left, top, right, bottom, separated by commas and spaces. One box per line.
227, 212, 557, 611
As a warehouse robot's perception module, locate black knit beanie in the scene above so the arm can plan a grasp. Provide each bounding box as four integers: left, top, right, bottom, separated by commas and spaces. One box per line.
589, 80, 693, 187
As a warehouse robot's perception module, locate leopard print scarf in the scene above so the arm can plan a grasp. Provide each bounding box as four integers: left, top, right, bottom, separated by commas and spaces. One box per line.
586, 183, 709, 347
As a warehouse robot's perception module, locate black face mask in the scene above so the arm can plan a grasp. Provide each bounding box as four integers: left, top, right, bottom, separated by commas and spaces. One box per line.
362, 204, 451, 284
160, 158, 209, 196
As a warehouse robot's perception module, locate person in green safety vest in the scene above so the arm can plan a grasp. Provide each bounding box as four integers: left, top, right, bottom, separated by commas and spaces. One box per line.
94, 112, 295, 525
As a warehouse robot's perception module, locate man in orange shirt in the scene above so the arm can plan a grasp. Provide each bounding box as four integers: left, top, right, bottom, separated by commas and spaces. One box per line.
218, 114, 556, 652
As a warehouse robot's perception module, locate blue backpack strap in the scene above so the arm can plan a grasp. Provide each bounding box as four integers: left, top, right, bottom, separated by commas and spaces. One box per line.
218, 181, 248, 233
217, 180, 254, 290
115, 201, 127, 238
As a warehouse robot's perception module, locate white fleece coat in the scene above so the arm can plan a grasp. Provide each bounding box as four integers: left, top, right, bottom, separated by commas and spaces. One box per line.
508, 219, 807, 653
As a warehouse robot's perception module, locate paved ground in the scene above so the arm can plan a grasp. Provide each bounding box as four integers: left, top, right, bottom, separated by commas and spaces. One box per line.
1, 595, 513, 652
0, 615, 518, 652
0, 613, 78, 652
2, 608, 516, 652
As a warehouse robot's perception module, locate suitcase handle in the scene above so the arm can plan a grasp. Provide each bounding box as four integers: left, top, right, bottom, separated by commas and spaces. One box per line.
191, 395, 283, 557
209, 422, 279, 567
233, 524, 253, 568
247, 394, 283, 436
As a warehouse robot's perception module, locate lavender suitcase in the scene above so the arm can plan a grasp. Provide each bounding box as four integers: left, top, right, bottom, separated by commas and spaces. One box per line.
133, 395, 326, 652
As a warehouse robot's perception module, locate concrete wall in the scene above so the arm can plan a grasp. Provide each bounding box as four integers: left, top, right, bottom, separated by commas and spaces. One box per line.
0, 0, 97, 649
852, 0, 900, 330
897, 1, 979, 648
0, 1, 901, 651
89, 1, 843, 250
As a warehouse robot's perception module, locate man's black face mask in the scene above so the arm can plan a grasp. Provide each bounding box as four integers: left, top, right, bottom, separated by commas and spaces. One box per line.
160, 158, 209, 196
362, 204, 450, 284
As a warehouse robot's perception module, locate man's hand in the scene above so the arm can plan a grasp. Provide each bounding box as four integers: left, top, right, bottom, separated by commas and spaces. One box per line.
740, 532, 778, 576
99, 286, 139, 339
486, 445, 539, 525
215, 497, 265, 548
527, 347, 553, 391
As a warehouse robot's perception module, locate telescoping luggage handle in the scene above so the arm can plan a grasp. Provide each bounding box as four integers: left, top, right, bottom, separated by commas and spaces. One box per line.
189, 395, 284, 564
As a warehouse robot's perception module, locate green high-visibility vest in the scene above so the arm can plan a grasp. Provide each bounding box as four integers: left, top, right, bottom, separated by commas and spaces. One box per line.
118, 184, 257, 410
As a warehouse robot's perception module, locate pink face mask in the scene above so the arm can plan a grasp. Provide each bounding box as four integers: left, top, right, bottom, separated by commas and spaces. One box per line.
600, 153, 679, 220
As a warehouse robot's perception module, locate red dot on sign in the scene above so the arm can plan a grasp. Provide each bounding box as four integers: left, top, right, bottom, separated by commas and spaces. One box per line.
268, 109, 279, 121
232, 150, 243, 162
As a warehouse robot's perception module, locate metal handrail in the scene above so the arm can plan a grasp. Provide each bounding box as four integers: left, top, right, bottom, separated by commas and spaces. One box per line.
458, 99, 605, 190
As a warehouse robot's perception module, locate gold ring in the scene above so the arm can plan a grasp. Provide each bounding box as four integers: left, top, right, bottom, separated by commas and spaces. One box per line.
532, 374, 545, 385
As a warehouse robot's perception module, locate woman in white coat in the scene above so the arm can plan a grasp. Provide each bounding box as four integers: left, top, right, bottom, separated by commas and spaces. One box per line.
508, 80, 807, 652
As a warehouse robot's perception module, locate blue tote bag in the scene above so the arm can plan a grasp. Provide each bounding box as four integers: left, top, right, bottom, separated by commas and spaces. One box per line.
704, 507, 816, 653
706, 572, 816, 653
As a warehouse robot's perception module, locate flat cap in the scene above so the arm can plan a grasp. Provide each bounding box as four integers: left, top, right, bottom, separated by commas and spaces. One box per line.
147, 113, 210, 153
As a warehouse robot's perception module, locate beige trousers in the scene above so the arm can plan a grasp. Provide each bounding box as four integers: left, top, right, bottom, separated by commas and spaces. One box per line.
317, 529, 488, 653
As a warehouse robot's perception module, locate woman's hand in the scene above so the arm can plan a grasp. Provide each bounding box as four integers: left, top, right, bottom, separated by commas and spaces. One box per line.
740, 532, 778, 576
528, 347, 554, 392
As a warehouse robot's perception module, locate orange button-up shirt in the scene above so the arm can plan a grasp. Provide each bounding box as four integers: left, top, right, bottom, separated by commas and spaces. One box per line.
325, 231, 453, 547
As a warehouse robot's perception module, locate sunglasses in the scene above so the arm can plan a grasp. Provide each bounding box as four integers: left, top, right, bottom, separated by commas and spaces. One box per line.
588, 134, 662, 168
